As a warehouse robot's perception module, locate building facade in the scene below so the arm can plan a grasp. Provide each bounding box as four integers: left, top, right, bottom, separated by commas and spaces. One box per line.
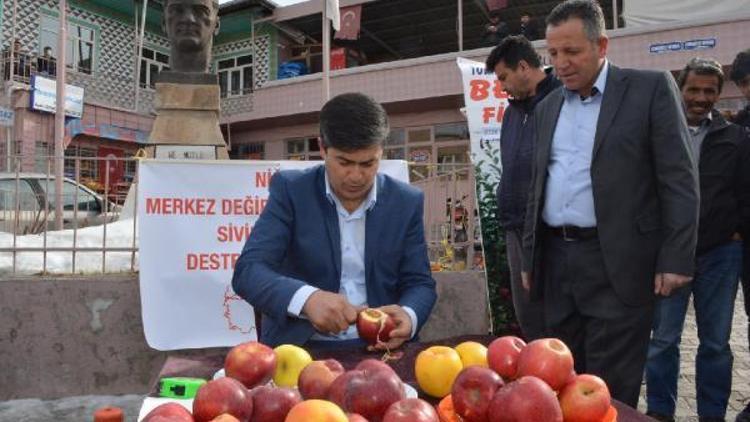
0, 0, 275, 189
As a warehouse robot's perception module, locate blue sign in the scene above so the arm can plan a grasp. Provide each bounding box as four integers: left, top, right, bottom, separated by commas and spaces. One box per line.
649, 38, 717, 54
29, 75, 84, 118
0, 107, 14, 127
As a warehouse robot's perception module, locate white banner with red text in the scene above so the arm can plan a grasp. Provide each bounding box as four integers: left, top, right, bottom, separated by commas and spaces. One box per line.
138, 159, 409, 350
457, 57, 507, 189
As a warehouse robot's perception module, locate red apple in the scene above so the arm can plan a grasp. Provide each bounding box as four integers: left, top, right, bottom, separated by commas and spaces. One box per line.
383, 398, 439, 422
488, 376, 562, 422
250, 385, 302, 422
451, 366, 504, 422
357, 308, 396, 345
224, 341, 277, 389
565, 368, 578, 386
147, 417, 193, 422
299, 359, 346, 399
355, 358, 397, 376
487, 336, 526, 380
328, 369, 406, 422
347, 413, 369, 422
210, 415, 240, 422
558, 374, 611, 422
516, 338, 574, 391
142, 402, 194, 421
192, 378, 253, 422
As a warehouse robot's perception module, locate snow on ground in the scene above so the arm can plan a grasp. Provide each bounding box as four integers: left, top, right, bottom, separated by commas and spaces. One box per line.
0, 219, 139, 275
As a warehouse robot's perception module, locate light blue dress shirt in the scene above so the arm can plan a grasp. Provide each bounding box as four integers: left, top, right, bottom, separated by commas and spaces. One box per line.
286, 171, 418, 341
542, 61, 609, 228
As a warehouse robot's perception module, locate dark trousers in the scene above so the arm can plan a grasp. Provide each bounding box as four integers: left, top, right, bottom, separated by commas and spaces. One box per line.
743, 244, 750, 344
506, 229, 546, 340
542, 231, 654, 408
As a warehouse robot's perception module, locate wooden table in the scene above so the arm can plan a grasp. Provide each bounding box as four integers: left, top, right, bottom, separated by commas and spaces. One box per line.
148, 335, 653, 421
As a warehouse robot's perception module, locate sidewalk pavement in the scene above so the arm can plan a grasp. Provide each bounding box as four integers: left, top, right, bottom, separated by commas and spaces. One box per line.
1, 291, 748, 422
637, 288, 750, 421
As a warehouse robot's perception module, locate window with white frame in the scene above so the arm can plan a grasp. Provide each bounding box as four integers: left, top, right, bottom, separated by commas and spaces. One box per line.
140, 47, 169, 89
39, 13, 96, 75
217, 54, 253, 98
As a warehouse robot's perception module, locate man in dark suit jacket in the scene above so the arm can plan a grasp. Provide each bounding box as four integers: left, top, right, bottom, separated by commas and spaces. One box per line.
521, 0, 699, 407
232, 93, 437, 349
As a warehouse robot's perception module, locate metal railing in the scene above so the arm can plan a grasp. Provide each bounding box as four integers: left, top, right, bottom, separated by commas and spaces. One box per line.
0, 156, 477, 275
2, 52, 63, 84
0, 154, 137, 275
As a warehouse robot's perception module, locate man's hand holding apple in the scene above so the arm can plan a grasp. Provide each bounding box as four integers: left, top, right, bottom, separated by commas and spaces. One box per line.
367, 304, 412, 351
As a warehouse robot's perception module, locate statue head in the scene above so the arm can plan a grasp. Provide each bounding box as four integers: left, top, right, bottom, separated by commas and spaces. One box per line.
162, 0, 220, 73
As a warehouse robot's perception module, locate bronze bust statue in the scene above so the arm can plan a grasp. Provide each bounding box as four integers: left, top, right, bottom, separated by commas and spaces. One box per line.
149, 0, 226, 156
162, 0, 220, 79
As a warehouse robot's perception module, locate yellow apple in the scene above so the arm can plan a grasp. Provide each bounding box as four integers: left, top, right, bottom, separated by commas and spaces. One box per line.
415, 345, 463, 398
273, 344, 313, 387
454, 341, 489, 368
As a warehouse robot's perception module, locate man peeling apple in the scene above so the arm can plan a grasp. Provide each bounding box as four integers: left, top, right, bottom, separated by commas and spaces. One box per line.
232, 92, 437, 350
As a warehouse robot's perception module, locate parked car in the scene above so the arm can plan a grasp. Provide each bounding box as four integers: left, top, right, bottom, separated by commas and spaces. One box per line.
0, 173, 121, 234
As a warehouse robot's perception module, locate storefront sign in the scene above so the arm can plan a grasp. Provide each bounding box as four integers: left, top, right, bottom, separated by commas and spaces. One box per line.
0, 107, 14, 127
29, 75, 84, 118
409, 149, 431, 163
138, 159, 409, 350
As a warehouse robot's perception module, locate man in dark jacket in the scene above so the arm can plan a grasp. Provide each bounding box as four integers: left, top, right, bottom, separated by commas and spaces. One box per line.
482, 13, 510, 47
730, 49, 750, 129
645, 58, 750, 422
485, 35, 561, 340
517, 13, 541, 41
729, 47, 750, 422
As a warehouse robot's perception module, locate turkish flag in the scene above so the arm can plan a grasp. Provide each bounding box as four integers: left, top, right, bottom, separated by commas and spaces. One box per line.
334, 5, 362, 40
485, 0, 508, 11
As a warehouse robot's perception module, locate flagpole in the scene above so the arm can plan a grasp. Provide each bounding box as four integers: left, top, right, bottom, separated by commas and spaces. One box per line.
612, 0, 619, 29
457, 0, 464, 51
322, 0, 331, 102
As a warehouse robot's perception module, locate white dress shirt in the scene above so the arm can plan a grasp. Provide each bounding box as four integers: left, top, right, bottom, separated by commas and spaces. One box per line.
542, 61, 609, 228
286, 171, 418, 341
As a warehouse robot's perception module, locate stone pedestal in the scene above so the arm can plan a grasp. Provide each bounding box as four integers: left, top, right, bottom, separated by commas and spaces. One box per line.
146, 79, 228, 159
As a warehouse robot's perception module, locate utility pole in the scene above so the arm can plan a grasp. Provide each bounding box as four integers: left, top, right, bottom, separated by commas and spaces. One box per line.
53, 0, 67, 230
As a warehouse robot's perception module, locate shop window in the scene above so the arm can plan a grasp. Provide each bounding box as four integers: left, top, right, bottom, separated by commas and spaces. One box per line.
140, 47, 169, 89
64, 146, 97, 181
39, 13, 97, 75
435, 122, 469, 142
387, 129, 405, 146
230, 142, 265, 160
437, 145, 470, 177
385, 148, 405, 160
407, 128, 432, 144
217, 54, 253, 98
384, 128, 406, 160
285, 137, 320, 161
124, 160, 137, 182
34, 141, 52, 173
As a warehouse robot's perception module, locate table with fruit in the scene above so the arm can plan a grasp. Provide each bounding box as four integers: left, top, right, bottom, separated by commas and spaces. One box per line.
140, 314, 650, 421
